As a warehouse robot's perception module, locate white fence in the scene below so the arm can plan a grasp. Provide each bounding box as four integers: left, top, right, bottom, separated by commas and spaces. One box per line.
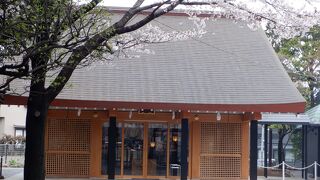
258, 161, 320, 180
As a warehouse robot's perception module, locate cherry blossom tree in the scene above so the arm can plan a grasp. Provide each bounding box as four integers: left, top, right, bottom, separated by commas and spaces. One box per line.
0, 0, 319, 179
278, 26, 320, 109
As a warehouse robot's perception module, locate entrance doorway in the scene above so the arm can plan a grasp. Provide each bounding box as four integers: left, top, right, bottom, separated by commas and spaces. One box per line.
101, 121, 182, 179
123, 122, 144, 176
147, 123, 167, 176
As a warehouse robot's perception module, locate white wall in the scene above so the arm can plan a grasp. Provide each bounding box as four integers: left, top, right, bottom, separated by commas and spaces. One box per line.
0, 105, 27, 137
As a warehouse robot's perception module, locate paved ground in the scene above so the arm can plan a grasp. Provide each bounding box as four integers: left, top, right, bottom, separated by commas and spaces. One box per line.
1, 168, 23, 179
258, 178, 317, 180
1, 168, 317, 180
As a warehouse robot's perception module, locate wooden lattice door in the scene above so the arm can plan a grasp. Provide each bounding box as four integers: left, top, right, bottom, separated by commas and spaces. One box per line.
200, 122, 242, 179
46, 118, 91, 177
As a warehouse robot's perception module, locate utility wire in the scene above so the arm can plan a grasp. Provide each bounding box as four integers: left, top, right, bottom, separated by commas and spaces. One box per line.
153, 18, 258, 62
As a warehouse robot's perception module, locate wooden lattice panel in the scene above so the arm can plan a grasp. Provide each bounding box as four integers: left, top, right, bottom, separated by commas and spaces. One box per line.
46, 153, 90, 176
200, 156, 241, 178
200, 122, 242, 179
47, 118, 91, 151
200, 122, 241, 154
46, 118, 91, 177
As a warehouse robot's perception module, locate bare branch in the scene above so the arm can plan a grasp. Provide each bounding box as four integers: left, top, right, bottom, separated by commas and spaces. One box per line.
50, 0, 103, 41
0, 76, 16, 90
133, 0, 145, 8
116, 0, 183, 34
46, 25, 117, 102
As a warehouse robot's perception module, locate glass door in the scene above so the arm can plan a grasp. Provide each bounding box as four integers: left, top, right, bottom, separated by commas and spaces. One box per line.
147, 123, 168, 176
169, 123, 181, 177
123, 122, 144, 176
101, 121, 183, 178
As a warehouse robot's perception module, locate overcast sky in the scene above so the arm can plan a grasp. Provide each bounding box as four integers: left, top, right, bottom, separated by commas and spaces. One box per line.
97, 0, 320, 10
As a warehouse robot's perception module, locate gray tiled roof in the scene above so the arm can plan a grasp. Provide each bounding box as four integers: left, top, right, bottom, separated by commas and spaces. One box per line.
56, 14, 304, 106
306, 105, 320, 124
260, 113, 310, 124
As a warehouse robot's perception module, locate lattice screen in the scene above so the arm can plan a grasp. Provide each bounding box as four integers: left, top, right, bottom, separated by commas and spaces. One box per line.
200, 122, 241, 154
46, 118, 91, 177
200, 122, 242, 179
200, 156, 241, 178
46, 153, 90, 176
47, 119, 91, 151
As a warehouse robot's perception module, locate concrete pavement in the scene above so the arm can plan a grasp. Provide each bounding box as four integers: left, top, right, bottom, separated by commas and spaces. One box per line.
4, 175, 319, 180
1, 169, 317, 180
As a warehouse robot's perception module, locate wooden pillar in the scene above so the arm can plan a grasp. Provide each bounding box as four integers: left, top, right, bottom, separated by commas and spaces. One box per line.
250, 120, 258, 180
241, 120, 249, 179
181, 118, 189, 180
264, 124, 268, 178
89, 117, 104, 177
107, 116, 116, 180
191, 121, 200, 178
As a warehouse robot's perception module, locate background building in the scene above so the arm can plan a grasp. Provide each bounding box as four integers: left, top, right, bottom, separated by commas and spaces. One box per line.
0, 105, 27, 138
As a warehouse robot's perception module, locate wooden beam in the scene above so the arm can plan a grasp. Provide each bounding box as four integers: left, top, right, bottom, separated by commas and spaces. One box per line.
244, 112, 262, 121
181, 111, 192, 119
241, 120, 249, 179
5, 95, 306, 113
89, 118, 104, 177
191, 121, 200, 178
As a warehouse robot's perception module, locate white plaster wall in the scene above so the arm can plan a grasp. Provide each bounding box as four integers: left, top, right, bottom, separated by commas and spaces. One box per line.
0, 117, 4, 138
0, 105, 27, 137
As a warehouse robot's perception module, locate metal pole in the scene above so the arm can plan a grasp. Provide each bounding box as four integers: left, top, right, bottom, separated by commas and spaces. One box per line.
268, 128, 273, 167
0, 156, 2, 175
318, 127, 320, 178
4, 144, 7, 164
261, 125, 264, 164
304, 126, 308, 180
0, 156, 4, 179
302, 126, 305, 178
264, 125, 268, 178
282, 161, 285, 180
315, 161, 317, 180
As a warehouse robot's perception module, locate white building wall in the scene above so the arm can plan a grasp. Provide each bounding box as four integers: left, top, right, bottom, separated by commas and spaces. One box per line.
0, 105, 27, 137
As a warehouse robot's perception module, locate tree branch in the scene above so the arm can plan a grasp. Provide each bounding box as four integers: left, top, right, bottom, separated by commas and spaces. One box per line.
45, 0, 186, 102
46, 25, 117, 102
113, 0, 148, 28
116, 0, 183, 34
50, 0, 103, 41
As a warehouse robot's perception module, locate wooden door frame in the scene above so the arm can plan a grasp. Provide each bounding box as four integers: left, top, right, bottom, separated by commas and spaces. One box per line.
100, 115, 189, 180
120, 121, 145, 179
118, 119, 184, 179
145, 121, 170, 179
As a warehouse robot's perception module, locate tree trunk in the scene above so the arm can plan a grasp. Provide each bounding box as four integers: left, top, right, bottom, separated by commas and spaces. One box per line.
310, 85, 315, 108
24, 86, 49, 180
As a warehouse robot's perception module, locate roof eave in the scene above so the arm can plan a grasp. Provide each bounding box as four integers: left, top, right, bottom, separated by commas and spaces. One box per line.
4, 95, 306, 113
